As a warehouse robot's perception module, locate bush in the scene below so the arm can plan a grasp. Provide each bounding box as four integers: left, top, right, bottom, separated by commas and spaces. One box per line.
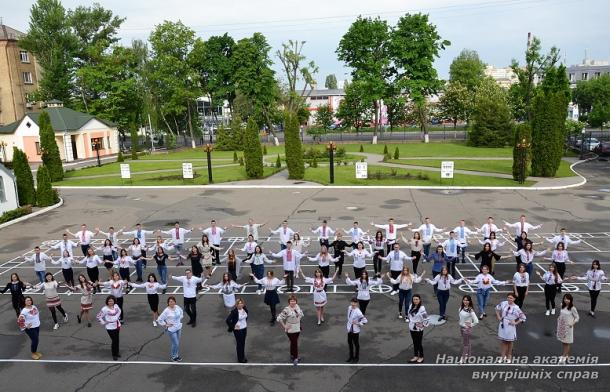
383, 145, 388, 155
284, 111, 305, 179
36, 165, 57, 207
311, 156, 318, 168
233, 151, 238, 163
393, 147, 400, 160
12, 147, 36, 205
117, 151, 124, 163
263, 145, 268, 155
166, 133, 177, 149
0, 205, 33, 224
359, 144, 364, 152
243, 118, 264, 178
336, 147, 346, 158
239, 156, 244, 166
275, 154, 281, 168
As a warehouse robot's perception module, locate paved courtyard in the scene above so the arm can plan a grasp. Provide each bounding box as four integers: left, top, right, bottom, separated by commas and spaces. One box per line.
0, 159, 609, 392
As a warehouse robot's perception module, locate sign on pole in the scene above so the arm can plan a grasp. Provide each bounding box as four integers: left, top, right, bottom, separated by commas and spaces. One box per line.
355, 161, 368, 179
441, 161, 454, 179
182, 162, 194, 179
120, 164, 131, 179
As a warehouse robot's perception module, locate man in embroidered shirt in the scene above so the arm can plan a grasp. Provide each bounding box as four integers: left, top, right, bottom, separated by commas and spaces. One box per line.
504, 215, 542, 242
312, 220, 335, 247
202, 220, 226, 265
66, 224, 98, 256
270, 221, 296, 250
371, 218, 412, 254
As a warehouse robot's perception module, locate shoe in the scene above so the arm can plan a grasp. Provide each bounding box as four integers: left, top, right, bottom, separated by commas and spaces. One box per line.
317, 320, 321, 326
153, 321, 158, 327
321, 318, 325, 323
408, 357, 418, 363
87, 322, 91, 327
256, 289, 261, 295
483, 313, 487, 318
479, 314, 484, 319
63, 314, 68, 322
186, 320, 193, 325
31, 353, 40, 360
117, 354, 121, 358
240, 359, 248, 363
353, 357, 359, 363
545, 310, 550, 316
77, 315, 82, 324
416, 357, 424, 363
346, 357, 354, 363
53, 323, 59, 330
589, 311, 596, 318
113, 356, 118, 361
293, 358, 299, 366
162, 289, 167, 294
390, 290, 397, 296
35, 352, 42, 359
551, 308, 556, 315
191, 322, 196, 328
398, 313, 403, 319
439, 316, 446, 321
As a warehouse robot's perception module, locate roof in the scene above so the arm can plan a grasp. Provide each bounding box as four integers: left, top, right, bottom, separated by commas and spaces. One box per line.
0, 24, 25, 41
0, 107, 116, 135
303, 89, 346, 97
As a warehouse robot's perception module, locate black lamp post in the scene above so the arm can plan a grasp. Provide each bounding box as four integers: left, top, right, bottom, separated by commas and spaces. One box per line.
579, 128, 586, 159
204, 143, 213, 184
516, 137, 530, 184
327, 141, 337, 184
93, 141, 101, 167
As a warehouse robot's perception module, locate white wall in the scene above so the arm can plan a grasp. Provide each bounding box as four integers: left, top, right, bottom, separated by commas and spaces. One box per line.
0, 168, 19, 214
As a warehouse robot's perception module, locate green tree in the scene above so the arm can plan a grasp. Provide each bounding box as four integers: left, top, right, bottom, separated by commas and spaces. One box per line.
530, 92, 566, 176
276, 154, 282, 168
468, 80, 513, 147
276, 40, 318, 112
36, 165, 56, 207
573, 74, 610, 128
243, 118, 264, 178
130, 124, 139, 160
315, 104, 334, 129
38, 111, 64, 181
449, 49, 485, 91
284, 111, 304, 179
336, 81, 371, 132
12, 148, 36, 205
325, 74, 338, 89
117, 151, 124, 162
385, 92, 409, 130
438, 81, 471, 128
512, 123, 532, 182
393, 147, 400, 159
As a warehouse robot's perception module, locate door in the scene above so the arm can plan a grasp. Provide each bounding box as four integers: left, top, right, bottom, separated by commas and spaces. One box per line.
71, 135, 78, 160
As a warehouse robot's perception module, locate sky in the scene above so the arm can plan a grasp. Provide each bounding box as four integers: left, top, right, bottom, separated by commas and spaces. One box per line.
3, 0, 609, 86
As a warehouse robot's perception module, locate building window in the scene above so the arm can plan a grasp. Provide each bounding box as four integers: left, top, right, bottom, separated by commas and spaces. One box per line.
581, 72, 588, 81
19, 51, 30, 63
594, 72, 601, 78
91, 137, 104, 150
569, 73, 574, 82
0, 177, 5, 202
107, 136, 111, 149
35, 142, 41, 155
22, 72, 33, 84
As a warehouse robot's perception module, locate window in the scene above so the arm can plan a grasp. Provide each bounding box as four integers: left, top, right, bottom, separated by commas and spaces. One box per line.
91, 137, 104, 150
594, 72, 601, 78
569, 73, 574, 82
581, 72, 588, 81
19, 51, 30, 63
35, 142, 41, 155
0, 177, 5, 202
107, 136, 111, 149
22, 72, 33, 84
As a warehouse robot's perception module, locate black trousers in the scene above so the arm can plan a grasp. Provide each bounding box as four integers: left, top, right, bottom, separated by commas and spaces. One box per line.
353, 267, 365, 280
86, 267, 99, 284
62, 268, 74, 287
319, 238, 330, 248
390, 270, 401, 291
544, 284, 558, 310
234, 328, 247, 362
147, 294, 159, 313
411, 251, 421, 274
373, 250, 384, 274
116, 297, 124, 321
590, 290, 600, 312
348, 332, 360, 359
25, 327, 39, 353
107, 329, 120, 357
358, 299, 369, 315
81, 244, 90, 256
515, 286, 527, 308
556, 262, 567, 279
11, 294, 24, 316
284, 270, 295, 291
334, 260, 344, 276
212, 244, 220, 265
184, 297, 197, 323
410, 330, 424, 357
49, 305, 66, 324
319, 265, 330, 278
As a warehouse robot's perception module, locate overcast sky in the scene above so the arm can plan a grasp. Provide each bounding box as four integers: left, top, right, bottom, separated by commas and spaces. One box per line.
3, 0, 609, 85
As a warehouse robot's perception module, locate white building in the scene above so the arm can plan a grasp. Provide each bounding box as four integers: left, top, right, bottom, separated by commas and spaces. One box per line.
0, 163, 18, 214
484, 65, 518, 88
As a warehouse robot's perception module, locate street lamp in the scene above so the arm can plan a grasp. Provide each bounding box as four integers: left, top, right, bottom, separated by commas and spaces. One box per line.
203, 143, 213, 184
580, 128, 586, 159
516, 137, 530, 184
0, 140, 7, 162
326, 141, 337, 184
93, 141, 101, 167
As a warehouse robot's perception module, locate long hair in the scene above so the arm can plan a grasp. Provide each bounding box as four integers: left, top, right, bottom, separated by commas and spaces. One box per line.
562, 293, 574, 310
460, 295, 473, 312
409, 294, 422, 315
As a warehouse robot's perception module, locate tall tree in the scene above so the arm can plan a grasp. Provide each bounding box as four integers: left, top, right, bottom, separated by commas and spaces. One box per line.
243, 118, 264, 178
449, 49, 485, 91
283, 111, 304, 179
20, 0, 77, 104
336, 81, 371, 132
512, 123, 532, 182
35, 165, 56, 207
468, 79, 513, 147
276, 40, 318, 112
12, 148, 36, 206
325, 74, 338, 89
438, 81, 471, 128
38, 111, 64, 181
315, 104, 334, 129
573, 74, 610, 128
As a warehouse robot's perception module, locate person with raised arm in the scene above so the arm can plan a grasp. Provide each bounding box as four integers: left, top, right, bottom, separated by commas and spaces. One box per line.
50, 233, 78, 257
478, 231, 506, 252
401, 232, 424, 274
345, 297, 368, 363
80, 247, 103, 293
450, 220, 476, 264
195, 234, 218, 279
343, 241, 373, 280
329, 232, 351, 276
406, 294, 430, 363
307, 245, 339, 279
97, 226, 125, 259
96, 239, 118, 280
231, 217, 267, 241
130, 273, 167, 326
153, 246, 180, 292
512, 263, 530, 309
250, 270, 286, 325
51, 250, 76, 287
171, 269, 203, 327
546, 228, 581, 250
157, 296, 184, 362
569, 260, 607, 317
535, 263, 563, 316
123, 224, 156, 259
343, 221, 368, 247
474, 242, 502, 275
466, 265, 510, 319
412, 217, 446, 259
201, 219, 227, 266
512, 242, 548, 277
291, 232, 309, 254
160, 221, 193, 259
25, 246, 51, 284
207, 272, 243, 310
311, 219, 335, 247
244, 245, 274, 294
181, 246, 204, 291
148, 235, 175, 254
425, 266, 463, 321
1, 273, 33, 317
269, 220, 295, 250
69, 274, 96, 327
379, 242, 416, 295
371, 217, 411, 254
544, 242, 572, 279
128, 238, 147, 282
18, 296, 42, 360
504, 214, 542, 244
345, 270, 384, 315
96, 295, 122, 360
100, 271, 129, 323
36, 272, 69, 330
495, 293, 526, 363
270, 241, 304, 292
300, 268, 338, 325
426, 245, 447, 296
370, 230, 387, 275
476, 217, 502, 240
66, 224, 99, 256
387, 266, 425, 320
113, 248, 135, 284
241, 234, 258, 262
221, 249, 243, 282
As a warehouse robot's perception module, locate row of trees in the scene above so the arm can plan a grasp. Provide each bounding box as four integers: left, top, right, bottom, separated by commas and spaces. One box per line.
573, 74, 610, 129
12, 147, 58, 208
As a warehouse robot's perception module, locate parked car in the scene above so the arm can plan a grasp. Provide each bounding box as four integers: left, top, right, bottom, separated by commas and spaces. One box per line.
593, 141, 610, 156
575, 137, 600, 151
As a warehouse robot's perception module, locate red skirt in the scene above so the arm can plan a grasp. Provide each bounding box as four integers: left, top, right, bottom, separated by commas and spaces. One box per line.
46, 296, 61, 308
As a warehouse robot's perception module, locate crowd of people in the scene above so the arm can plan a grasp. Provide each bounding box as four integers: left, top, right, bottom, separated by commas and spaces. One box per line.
2, 216, 606, 365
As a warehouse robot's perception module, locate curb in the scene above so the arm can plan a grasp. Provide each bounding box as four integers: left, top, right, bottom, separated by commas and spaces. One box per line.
0, 197, 64, 230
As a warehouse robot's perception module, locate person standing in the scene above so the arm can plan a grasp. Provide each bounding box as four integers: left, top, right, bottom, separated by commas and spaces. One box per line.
458, 295, 479, 363
269, 221, 295, 250
161, 222, 193, 259
1, 273, 32, 316
97, 239, 118, 280
329, 232, 351, 276
270, 241, 304, 292
311, 220, 335, 247
426, 245, 447, 296
207, 272, 242, 310
370, 231, 387, 275
251, 271, 285, 325
307, 245, 338, 279
97, 226, 125, 260
474, 243, 502, 275
153, 246, 178, 292
412, 218, 445, 259
402, 232, 424, 274
425, 266, 463, 321
406, 294, 429, 363
129, 238, 147, 281
231, 217, 267, 242
50, 233, 78, 257
545, 242, 572, 279
70, 274, 95, 327
570, 260, 607, 317
277, 295, 304, 366
343, 221, 368, 247
181, 246, 204, 291
244, 246, 273, 294
379, 243, 415, 295
536, 263, 563, 316
66, 224, 99, 256
51, 250, 76, 287
346, 298, 368, 363
18, 296, 42, 360
300, 268, 338, 325
202, 220, 226, 266
100, 272, 129, 323
80, 247, 103, 292
171, 269, 202, 327
38, 272, 68, 330
467, 265, 509, 319
442, 231, 460, 278
504, 215, 542, 244
291, 233, 310, 254
222, 249, 243, 282
241, 234, 258, 262
512, 263, 530, 309
25, 247, 51, 284
546, 228, 581, 250
226, 298, 248, 363
387, 266, 425, 320
451, 220, 475, 264
495, 293, 526, 363
195, 234, 217, 279
157, 296, 184, 362
130, 273, 167, 326
556, 293, 579, 364
113, 248, 134, 283
345, 271, 384, 315
343, 242, 372, 280
96, 295, 122, 360
478, 232, 506, 252
124, 223, 155, 260
476, 217, 502, 240
371, 218, 411, 254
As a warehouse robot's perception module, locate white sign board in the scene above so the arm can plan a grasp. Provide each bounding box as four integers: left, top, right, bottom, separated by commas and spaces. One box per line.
355, 162, 368, 179
441, 161, 454, 179
120, 164, 131, 179
182, 162, 194, 179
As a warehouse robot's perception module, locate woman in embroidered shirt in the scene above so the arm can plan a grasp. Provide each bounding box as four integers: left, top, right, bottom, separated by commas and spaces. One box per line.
129, 238, 147, 282
96, 295, 122, 360
97, 239, 117, 280
18, 296, 42, 359
512, 263, 530, 309
1, 273, 33, 317
495, 293, 526, 363
222, 249, 243, 282
157, 296, 184, 362
407, 294, 429, 363
69, 274, 96, 327
291, 232, 309, 254
425, 266, 463, 321
80, 247, 103, 292
300, 268, 338, 325
277, 294, 304, 366
37, 272, 68, 330
181, 246, 204, 291
308, 245, 339, 279
536, 263, 563, 316
51, 250, 76, 287
345, 271, 384, 315
474, 243, 501, 275
343, 242, 373, 279
113, 248, 134, 284
512, 242, 547, 277
387, 266, 425, 320
100, 272, 129, 322
569, 259, 607, 317
544, 242, 572, 279
556, 293, 579, 364
207, 272, 242, 310
130, 273, 167, 326
402, 232, 424, 275
196, 234, 218, 278
371, 231, 387, 275
251, 270, 285, 325
458, 295, 479, 362
244, 245, 273, 294
466, 265, 510, 319
478, 231, 506, 252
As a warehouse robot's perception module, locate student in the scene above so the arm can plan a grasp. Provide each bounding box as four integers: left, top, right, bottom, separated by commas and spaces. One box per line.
467, 265, 509, 319
270, 241, 304, 292
387, 266, 425, 320
504, 215, 542, 242
474, 243, 501, 275
451, 220, 475, 264
345, 271, 383, 315
244, 245, 273, 294
346, 297, 368, 363
495, 293, 526, 363
130, 273, 167, 326
196, 234, 218, 279
343, 242, 372, 280
181, 246, 204, 291
442, 231, 460, 278
458, 295, 479, 362
425, 266, 463, 321
129, 238, 147, 281
546, 228, 581, 250
379, 243, 416, 295
291, 232, 309, 254
50, 233, 78, 257
38, 272, 68, 330
161, 222, 193, 259
343, 221, 367, 246
277, 295, 304, 366
478, 231, 506, 252
1, 273, 32, 316
251, 271, 285, 325
371, 218, 411, 254
570, 260, 607, 317
231, 217, 267, 241
97, 225, 125, 246
222, 249, 243, 282
18, 296, 42, 360
300, 268, 338, 325
80, 247, 103, 292
307, 245, 338, 279
311, 220, 335, 247
124, 224, 155, 258
512, 263, 530, 309
401, 232, 424, 274
113, 248, 135, 283
329, 232, 351, 276
544, 242, 572, 279
412, 218, 445, 259
152, 246, 177, 291
269, 220, 295, 250
477, 217, 502, 240
171, 269, 203, 327
241, 234, 258, 261
52, 250, 76, 287
370, 231, 387, 274
97, 239, 118, 278
556, 293, 579, 364
66, 224, 98, 256
536, 263, 563, 316
406, 294, 429, 363
100, 272, 129, 322
25, 246, 51, 284
96, 295, 122, 360
202, 220, 226, 265
157, 296, 184, 362
70, 274, 95, 327
426, 245, 447, 296
207, 272, 243, 310
226, 298, 248, 363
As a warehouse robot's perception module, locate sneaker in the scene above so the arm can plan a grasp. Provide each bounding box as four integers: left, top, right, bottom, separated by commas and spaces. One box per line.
317, 320, 321, 326
35, 352, 42, 359
53, 323, 59, 330
32, 353, 40, 360
153, 321, 158, 327
390, 290, 397, 296
483, 313, 487, 318
545, 310, 550, 316
346, 357, 354, 363
256, 289, 261, 295
558, 356, 567, 364
63, 314, 69, 322
479, 313, 484, 319
293, 358, 299, 366
398, 313, 403, 319
162, 289, 167, 294
551, 308, 556, 315
589, 311, 596, 318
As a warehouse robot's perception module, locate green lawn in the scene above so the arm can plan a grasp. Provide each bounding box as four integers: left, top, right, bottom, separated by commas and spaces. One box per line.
386, 159, 575, 178
64, 160, 236, 178
303, 165, 533, 186
343, 142, 513, 157
56, 166, 281, 186
138, 146, 286, 161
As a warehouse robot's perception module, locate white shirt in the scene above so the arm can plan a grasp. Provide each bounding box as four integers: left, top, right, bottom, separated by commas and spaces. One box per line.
239, 224, 263, 241
114, 256, 135, 269
513, 249, 546, 264
124, 229, 154, 244
26, 252, 51, 272
479, 238, 505, 252
242, 241, 258, 254
235, 308, 248, 330
406, 305, 429, 331
374, 223, 408, 241
102, 280, 128, 298
346, 306, 367, 333
270, 226, 295, 245
458, 308, 479, 328
442, 238, 460, 257
83, 255, 103, 268
172, 275, 203, 298
426, 275, 463, 290
129, 244, 145, 258
19, 306, 41, 330
162, 228, 192, 245
131, 281, 166, 294
546, 234, 581, 249
540, 271, 562, 285
157, 306, 184, 332
468, 273, 506, 290
51, 240, 78, 256
413, 223, 443, 243
478, 223, 501, 238
98, 230, 123, 244
346, 277, 383, 300
271, 249, 303, 271
344, 227, 366, 243
74, 230, 95, 245
253, 277, 285, 290
203, 226, 225, 244
512, 272, 530, 287
345, 249, 372, 269
245, 253, 272, 266
550, 250, 569, 263
389, 273, 422, 290
308, 253, 338, 267
382, 250, 411, 271
576, 269, 607, 290
312, 225, 335, 240
97, 305, 121, 330
52, 256, 75, 270
452, 226, 475, 246
505, 221, 542, 237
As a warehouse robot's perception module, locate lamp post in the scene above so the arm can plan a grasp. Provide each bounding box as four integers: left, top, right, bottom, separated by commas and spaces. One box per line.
580, 128, 586, 159
516, 137, 530, 184
0, 140, 7, 162
326, 141, 337, 184
93, 141, 101, 167
203, 143, 213, 184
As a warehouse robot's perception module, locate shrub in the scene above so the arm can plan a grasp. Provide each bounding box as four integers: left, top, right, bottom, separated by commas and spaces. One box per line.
239, 156, 244, 166
130, 124, 139, 160
336, 147, 346, 158
233, 151, 238, 162
243, 118, 264, 178
12, 147, 36, 205
263, 145, 268, 155
394, 147, 400, 160
36, 165, 57, 207
311, 156, 318, 168
117, 151, 124, 163
276, 154, 281, 168
383, 145, 389, 154
38, 111, 63, 181
0, 205, 33, 224
359, 144, 364, 152
284, 111, 305, 179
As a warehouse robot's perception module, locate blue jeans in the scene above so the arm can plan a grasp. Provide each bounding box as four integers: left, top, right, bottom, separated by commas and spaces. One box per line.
476, 288, 491, 315
446, 256, 458, 278
423, 243, 431, 259
166, 329, 181, 359
35, 271, 45, 284
437, 289, 450, 317
524, 262, 533, 277
251, 264, 264, 289
398, 289, 412, 315
135, 260, 145, 281
174, 243, 184, 256
157, 265, 168, 285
